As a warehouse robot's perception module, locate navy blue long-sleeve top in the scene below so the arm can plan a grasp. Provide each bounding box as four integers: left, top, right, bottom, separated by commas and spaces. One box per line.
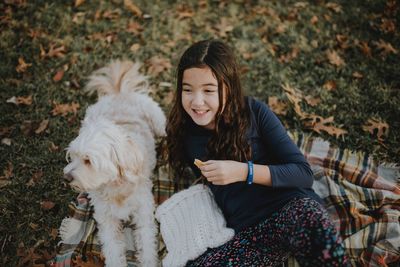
183, 96, 322, 233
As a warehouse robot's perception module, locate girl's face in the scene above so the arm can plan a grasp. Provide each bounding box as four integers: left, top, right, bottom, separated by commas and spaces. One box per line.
181, 67, 225, 130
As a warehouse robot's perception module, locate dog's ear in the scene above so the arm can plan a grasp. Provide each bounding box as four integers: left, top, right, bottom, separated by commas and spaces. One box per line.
111, 139, 144, 181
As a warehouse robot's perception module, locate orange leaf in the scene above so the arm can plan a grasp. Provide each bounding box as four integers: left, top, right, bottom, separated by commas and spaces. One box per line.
373, 39, 398, 56
362, 118, 389, 142
304, 115, 347, 138
41, 200, 55, 210
51, 102, 80, 116
53, 69, 64, 82
146, 56, 172, 76
268, 96, 287, 115
35, 119, 49, 134
124, 0, 142, 17
281, 83, 307, 119
16, 57, 32, 73
323, 80, 337, 91
75, 0, 85, 7
126, 20, 143, 35
304, 95, 321, 107
326, 49, 345, 67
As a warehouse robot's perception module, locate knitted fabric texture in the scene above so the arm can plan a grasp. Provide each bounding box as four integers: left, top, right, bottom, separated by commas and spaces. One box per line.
155, 184, 234, 267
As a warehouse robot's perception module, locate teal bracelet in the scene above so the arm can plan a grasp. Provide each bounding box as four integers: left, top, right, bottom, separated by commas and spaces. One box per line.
247, 161, 253, 185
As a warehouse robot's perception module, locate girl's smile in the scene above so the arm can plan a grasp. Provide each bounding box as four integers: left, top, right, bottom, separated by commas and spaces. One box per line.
181, 67, 225, 130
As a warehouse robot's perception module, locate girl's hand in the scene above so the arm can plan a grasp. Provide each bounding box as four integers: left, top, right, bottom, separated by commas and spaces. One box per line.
199, 160, 247, 185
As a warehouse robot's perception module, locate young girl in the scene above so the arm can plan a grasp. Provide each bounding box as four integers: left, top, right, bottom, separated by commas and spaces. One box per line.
166, 40, 348, 266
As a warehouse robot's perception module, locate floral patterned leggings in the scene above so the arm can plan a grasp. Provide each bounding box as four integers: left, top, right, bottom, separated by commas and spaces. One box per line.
185, 197, 349, 267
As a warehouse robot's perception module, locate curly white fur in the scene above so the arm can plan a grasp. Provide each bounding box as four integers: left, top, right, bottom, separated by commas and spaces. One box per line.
63, 60, 165, 267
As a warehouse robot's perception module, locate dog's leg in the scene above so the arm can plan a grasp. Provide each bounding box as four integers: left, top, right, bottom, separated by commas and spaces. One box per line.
132, 191, 158, 267
95, 214, 127, 267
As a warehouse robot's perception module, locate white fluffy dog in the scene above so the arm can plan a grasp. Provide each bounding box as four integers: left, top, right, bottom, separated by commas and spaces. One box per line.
63, 60, 165, 267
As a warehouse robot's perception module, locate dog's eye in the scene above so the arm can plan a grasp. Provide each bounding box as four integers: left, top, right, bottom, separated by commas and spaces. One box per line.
84, 159, 91, 165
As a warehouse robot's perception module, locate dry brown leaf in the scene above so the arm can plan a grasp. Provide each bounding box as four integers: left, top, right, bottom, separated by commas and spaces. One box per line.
73, 253, 105, 267
304, 95, 321, 107
124, 0, 142, 17
40, 44, 66, 59
49, 141, 60, 152
304, 115, 347, 138
336, 34, 349, 50
0, 162, 13, 188
40, 200, 55, 210
26, 170, 43, 187
75, 0, 85, 7
362, 118, 389, 142
352, 71, 363, 79
323, 80, 337, 91
102, 9, 121, 20
146, 56, 172, 76
281, 83, 307, 119
373, 39, 398, 56
29, 223, 39, 230
326, 50, 345, 67
278, 47, 299, 63
126, 20, 143, 35
53, 69, 64, 82
310, 15, 318, 25
130, 43, 141, 52
326, 2, 342, 13
6, 95, 33, 105
268, 96, 287, 115
380, 18, 396, 33
35, 119, 49, 134
356, 40, 372, 57
177, 4, 194, 20
51, 102, 80, 116
215, 17, 234, 38
16, 57, 32, 73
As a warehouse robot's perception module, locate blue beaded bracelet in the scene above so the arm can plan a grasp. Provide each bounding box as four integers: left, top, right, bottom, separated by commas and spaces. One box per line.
247, 161, 253, 185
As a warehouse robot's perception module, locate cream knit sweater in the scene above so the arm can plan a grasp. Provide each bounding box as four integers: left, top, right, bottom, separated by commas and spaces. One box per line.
155, 184, 234, 267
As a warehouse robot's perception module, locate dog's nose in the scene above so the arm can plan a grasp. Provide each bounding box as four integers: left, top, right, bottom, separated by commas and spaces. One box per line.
64, 173, 74, 182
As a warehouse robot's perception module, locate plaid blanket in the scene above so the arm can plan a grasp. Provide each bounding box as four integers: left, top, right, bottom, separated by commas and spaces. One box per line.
53, 132, 400, 267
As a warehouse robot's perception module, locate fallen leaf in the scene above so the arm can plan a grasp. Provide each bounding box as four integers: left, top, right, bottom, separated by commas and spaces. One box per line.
304, 95, 321, 107
323, 80, 337, 91
130, 43, 140, 52
268, 96, 288, 115
41, 200, 55, 210
304, 115, 347, 138
102, 9, 121, 20
281, 83, 307, 119
72, 253, 105, 267
146, 56, 172, 76
352, 71, 363, 79
1, 138, 12, 146
6, 95, 33, 105
356, 40, 372, 57
51, 102, 80, 116
50, 228, 58, 240
126, 20, 143, 35
0, 162, 13, 188
214, 17, 234, 38
40, 44, 67, 59
278, 47, 299, 63
379, 18, 396, 33
16, 57, 32, 73
26, 170, 43, 187
35, 119, 49, 134
373, 39, 398, 56
310, 15, 318, 25
336, 34, 349, 50
326, 49, 345, 67
176, 4, 194, 20
53, 69, 64, 82
49, 141, 60, 152
75, 0, 85, 7
362, 118, 389, 142
326, 2, 342, 13
29, 223, 39, 230
124, 0, 142, 17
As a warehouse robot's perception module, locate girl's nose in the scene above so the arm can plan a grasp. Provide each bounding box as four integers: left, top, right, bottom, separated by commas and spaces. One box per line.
192, 92, 204, 106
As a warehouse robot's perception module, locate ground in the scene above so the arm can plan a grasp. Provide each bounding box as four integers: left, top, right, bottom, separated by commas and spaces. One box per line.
0, 0, 399, 265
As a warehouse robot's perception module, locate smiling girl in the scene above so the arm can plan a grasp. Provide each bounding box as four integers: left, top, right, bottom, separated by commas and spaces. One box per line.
165, 40, 348, 266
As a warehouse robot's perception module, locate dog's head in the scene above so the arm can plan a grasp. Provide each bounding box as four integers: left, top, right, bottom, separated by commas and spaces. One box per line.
63, 118, 144, 192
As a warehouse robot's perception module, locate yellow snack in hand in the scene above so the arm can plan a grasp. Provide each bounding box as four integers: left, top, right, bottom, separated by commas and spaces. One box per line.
194, 159, 204, 169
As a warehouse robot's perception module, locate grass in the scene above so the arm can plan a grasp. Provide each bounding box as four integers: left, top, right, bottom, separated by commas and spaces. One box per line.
0, 0, 399, 265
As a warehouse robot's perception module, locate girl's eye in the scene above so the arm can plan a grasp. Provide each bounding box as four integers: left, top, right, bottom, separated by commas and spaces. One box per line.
205, 89, 217, 93
182, 88, 191, 92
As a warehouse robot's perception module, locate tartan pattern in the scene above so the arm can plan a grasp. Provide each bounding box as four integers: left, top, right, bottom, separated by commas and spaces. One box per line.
53, 132, 400, 266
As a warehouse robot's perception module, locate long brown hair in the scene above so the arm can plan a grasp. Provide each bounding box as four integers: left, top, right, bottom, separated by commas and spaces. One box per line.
166, 40, 251, 179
